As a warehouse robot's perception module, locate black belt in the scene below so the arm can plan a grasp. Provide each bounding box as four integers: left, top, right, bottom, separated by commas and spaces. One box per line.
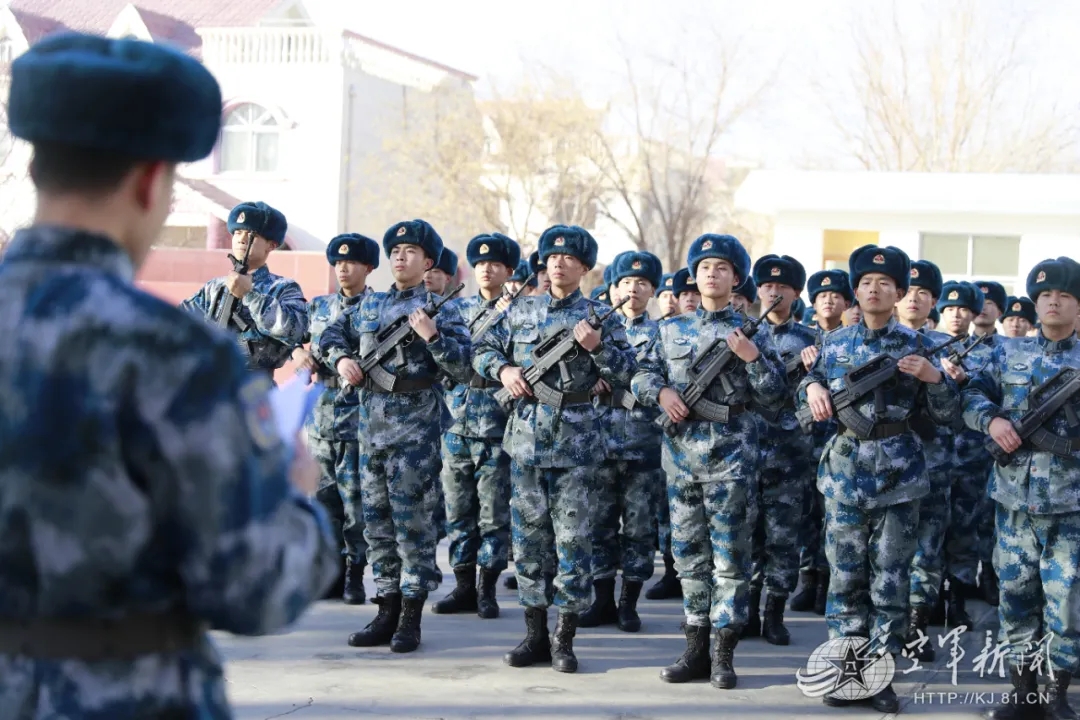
841, 419, 911, 439
523, 389, 593, 408
596, 388, 637, 410
0, 613, 206, 661
469, 373, 501, 389
689, 401, 746, 424
365, 376, 436, 393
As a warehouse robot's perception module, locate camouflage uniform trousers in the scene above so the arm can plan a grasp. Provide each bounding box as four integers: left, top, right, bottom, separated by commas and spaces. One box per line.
751, 468, 810, 596
824, 498, 919, 654
909, 488, 950, 607
669, 472, 752, 629
361, 438, 442, 598
510, 460, 592, 613
799, 440, 829, 572
308, 436, 367, 563
440, 432, 511, 572
946, 464, 990, 586
591, 457, 661, 582
655, 473, 672, 553
995, 504, 1080, 673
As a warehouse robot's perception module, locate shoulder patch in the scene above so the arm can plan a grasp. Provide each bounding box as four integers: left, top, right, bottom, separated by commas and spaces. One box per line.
239, 374, 280, 452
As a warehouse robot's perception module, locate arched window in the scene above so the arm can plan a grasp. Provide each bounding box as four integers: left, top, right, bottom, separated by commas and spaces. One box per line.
220, 103, 280, 173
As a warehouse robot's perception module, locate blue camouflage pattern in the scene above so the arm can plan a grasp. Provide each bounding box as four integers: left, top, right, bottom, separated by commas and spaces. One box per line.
0, 227, 337, 718
181, 264, 308, 373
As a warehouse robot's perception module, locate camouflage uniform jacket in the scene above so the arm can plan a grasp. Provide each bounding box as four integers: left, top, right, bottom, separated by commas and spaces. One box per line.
473, 289, 637, 468
631, 304, 787, 482
0, 227, 337, 715
811, 324, 844, 457
318, 283, 471, 451
954, 333, 1003, 470
599, 311, 662, 462
443, 293, 510, 440
302, 288, 371, 441
916, 327, 958, 492
963, 331, 1080, 515
181, 264, 308, 372
796, 317, 961, 509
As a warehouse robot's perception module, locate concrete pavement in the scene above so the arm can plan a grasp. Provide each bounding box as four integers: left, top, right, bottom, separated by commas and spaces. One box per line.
217, 546, 1027, 719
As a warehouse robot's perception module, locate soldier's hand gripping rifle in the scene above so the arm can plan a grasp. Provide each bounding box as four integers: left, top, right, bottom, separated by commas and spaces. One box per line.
794, 332, 966, 436
213, 233, 254, 329
654, 295, 783, 437
493, 297, 630, 409
358, 283, 465, 392
469, 272, 536, 340
987, 367, 1080, 466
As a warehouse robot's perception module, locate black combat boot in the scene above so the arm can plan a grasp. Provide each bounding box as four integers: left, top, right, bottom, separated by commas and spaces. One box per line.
1044, 673, 1078, 720
907, 604, 936, 662
742, 585, 762, 638
617, 580, 644, 632
477, 568, 501, 619
645, 552, 682, 600
813, 568, 829, 615
985, 665, 1039, 719
324, 554, 347, 600
980, 565, 1001, 607
871, 684, 900, 714
390, 595, 426, 653
579, 578, 618, 628
504, 607, 552, 667
710, 627, 739, 689
551, 612, 580, 673
762, 594, 790, 646
505, 575, 518, 590
342, 557, 366, 605
347, 592, 401, 646
432, 564, 478, 614
929, 578, 947, 625
789, 569, 817, 612
660, 624, 712, 683
947, 577, 974, 629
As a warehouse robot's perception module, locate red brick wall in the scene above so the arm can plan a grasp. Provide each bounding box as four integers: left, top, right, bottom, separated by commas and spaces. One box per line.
137, 247, 336, 384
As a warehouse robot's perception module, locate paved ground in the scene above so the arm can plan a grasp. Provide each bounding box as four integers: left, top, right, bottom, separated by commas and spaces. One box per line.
216, 546, 1032, 719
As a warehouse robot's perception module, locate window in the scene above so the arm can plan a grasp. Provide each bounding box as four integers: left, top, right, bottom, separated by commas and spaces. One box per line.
220, 103, 281, 173
920, 233, 1021, 292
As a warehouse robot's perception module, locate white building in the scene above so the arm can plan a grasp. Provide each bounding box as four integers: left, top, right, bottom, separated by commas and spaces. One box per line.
736, 170, 1080, 297
0, 0, 477, 289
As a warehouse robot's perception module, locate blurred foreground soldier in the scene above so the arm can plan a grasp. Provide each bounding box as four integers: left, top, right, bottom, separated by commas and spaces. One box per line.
321, 219, 472, 653
295, 233, 379, 604
747, 255, 817, 645
797, 245, 959, 714
432, 233, 521, 619
791, 268, 851, 614
1002, 295, 1036, 340
656, 272, 679, 317
474, 225, 637, 673
963, 258, 1080, 720
633, 234, 786, 689
0, 32, 337, 718
673, 267, 701, 314
181, 200, 307, 377
581, 251, 664, 632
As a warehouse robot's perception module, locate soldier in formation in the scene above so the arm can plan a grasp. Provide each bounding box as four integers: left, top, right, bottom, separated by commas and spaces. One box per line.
1001, 295, 1037, 339
0, 31, 336, 717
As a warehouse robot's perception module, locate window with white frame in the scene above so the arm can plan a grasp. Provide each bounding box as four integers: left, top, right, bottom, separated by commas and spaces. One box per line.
219, 103, 281, 173
919, 233, 1021, 294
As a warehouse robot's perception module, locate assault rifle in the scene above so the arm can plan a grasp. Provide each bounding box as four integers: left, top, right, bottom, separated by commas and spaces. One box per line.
794, 332, 966, 437
493, 297, 630, 409
654, 295, 783, 436
469, 272, 536, 340
988, 367, 1080, 466
213, 233, 254, 330
658, 309, 679, 321
358, 283, 465, 392
945, 333, 987, 371
785, 334, 821, 384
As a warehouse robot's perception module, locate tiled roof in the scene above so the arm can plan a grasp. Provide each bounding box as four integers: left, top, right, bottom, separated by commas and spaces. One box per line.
6, 0, 283, 48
